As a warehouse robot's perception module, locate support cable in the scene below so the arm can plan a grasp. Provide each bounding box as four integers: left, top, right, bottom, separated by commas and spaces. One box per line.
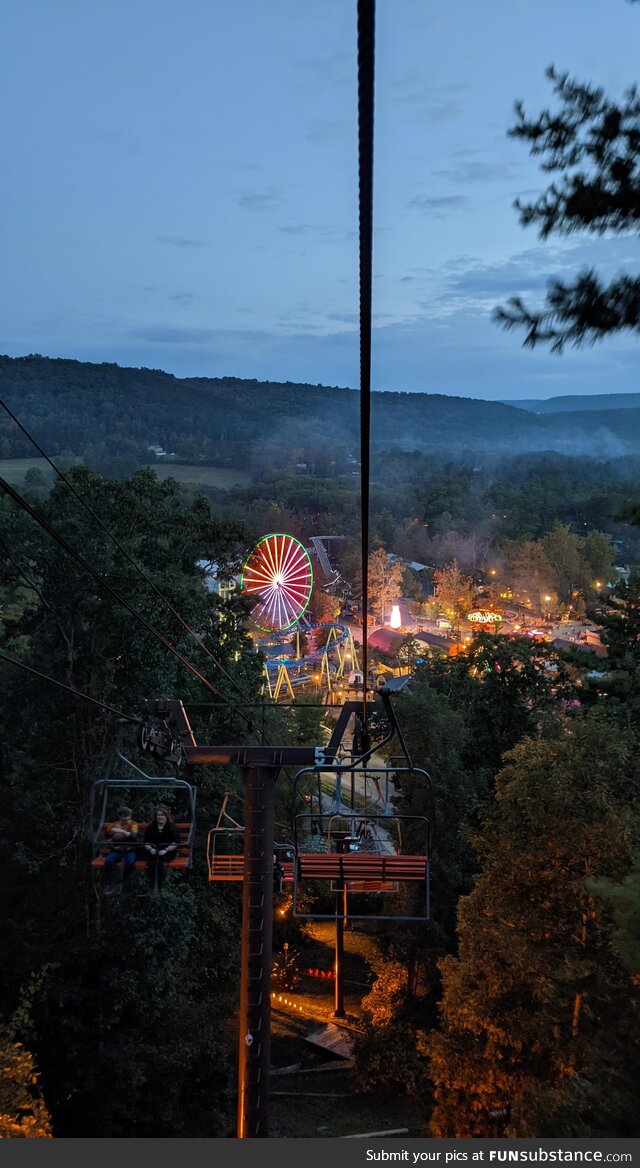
0, 397, 264, 716
357, 0, 376, 723
0, 474, 245, 709
0, 649, 141, 723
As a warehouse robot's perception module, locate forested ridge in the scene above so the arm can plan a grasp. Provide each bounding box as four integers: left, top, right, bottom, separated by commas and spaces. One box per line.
2, 355, 640, 475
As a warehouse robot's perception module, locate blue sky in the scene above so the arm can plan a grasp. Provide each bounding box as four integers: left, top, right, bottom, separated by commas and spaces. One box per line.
1, 0, 638, 400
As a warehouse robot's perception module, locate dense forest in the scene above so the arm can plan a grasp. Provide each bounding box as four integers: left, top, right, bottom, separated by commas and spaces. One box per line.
3, 356, 640, 479
1, 459, 639, 1137
1, 355, 640, 1138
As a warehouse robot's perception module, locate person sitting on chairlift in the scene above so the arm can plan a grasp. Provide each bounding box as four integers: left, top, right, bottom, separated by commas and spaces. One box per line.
273, 853, 285, 895
104, 806, 139, 895
143, 805, 180, 893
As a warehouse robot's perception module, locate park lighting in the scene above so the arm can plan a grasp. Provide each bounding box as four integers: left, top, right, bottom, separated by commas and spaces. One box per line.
389, 604, 402, 629
595, 580, 602, 589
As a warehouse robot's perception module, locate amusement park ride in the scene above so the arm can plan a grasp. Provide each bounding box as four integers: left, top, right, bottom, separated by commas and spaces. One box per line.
240, 532, 361, 702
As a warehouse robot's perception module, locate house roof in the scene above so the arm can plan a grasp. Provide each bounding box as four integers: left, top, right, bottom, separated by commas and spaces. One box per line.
379, 674, 412, 693
415, 631, 451, 651
367, 628, 405, 653
552, 637, 608, 658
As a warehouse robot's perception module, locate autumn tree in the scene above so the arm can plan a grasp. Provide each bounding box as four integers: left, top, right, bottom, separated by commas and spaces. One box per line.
432, 559, 474, 629
0, 1033, 52, 1139
428, 724, 640, 1138
352, 953, 430, 1100
367, 547, 404, 624
310, 580, 341, 623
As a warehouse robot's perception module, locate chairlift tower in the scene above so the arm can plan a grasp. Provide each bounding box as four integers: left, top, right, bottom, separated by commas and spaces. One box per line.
140, 698, 335, 1138
140, 694, 430, 1139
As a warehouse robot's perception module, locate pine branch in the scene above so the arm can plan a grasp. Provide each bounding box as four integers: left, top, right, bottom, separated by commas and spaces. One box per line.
493, 269, 640, 352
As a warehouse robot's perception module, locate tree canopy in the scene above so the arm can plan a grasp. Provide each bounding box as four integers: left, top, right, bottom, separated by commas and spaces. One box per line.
494, 59, 640, 352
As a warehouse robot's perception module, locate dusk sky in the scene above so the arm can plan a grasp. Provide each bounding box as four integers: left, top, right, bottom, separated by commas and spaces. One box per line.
2, 0, 638, 401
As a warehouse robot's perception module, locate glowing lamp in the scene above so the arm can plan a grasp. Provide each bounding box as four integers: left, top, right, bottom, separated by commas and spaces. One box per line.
389, 604, 402, 629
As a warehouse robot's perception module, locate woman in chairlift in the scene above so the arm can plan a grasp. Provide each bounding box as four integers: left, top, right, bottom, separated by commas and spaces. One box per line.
143, 805, 180, 893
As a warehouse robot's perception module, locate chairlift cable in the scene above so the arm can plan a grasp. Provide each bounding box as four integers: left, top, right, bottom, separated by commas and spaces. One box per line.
0, 474, 240, 706
0, 396, 267, 717
0, 649, 141, 723
0, 476, 311, 757
357, 0, 375, 722
0, 403, 316, 756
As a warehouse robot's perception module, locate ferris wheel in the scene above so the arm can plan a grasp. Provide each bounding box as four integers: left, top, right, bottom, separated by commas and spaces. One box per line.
241, 533, 314, 632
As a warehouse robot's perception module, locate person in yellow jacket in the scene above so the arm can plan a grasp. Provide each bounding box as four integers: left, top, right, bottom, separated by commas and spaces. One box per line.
103, 806, 139, 895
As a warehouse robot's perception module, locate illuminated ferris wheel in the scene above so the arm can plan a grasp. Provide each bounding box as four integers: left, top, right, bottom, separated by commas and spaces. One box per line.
241, 533, 314, 632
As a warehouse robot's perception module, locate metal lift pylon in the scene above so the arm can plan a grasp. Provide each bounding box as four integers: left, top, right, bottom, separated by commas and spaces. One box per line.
138, 697, 391, 1138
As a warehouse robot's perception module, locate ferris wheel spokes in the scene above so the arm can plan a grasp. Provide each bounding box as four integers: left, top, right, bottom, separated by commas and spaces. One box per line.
241, 533, 314, 632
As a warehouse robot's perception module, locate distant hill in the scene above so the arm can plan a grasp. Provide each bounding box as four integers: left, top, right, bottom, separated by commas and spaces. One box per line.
502, 393, 640, 414
1, 354, 640, 473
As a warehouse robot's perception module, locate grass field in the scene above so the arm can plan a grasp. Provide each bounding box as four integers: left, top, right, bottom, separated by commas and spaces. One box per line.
144, 463, 252, 488
0, 458, 252, 490
0, 458, 55, 486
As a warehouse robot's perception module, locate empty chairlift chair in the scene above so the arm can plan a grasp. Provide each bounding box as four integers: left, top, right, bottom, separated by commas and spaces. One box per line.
291, 762, 431, 922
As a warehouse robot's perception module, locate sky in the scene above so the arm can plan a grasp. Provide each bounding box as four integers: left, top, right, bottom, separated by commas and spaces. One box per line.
1, 0, 638, 401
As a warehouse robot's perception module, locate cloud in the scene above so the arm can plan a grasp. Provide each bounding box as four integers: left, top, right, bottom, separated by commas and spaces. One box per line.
279, 224, 315, 236
401, 235, 640, 328
436, 160, 518, 184
408, 195, 470, 216
132, 326, 218, 345
305, 119, 349, 145
278, 223, 355, 243
325, 311, 358, 323
390, 75, 467, 122
61, 291, 638, 405
157, 236, 208, 249
168, 292, 199, 306
237, 189, 283, 211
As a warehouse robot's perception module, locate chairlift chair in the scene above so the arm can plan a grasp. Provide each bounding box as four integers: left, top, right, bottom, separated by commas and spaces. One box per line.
90, 753, 197, 872
207, 792, 245, 882
291, 762, 431, 921
207, 791, 295, 885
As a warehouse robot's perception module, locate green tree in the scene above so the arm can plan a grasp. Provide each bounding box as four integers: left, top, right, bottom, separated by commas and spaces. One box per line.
432, 560, 474, 629
0, 468, 257, 1135
582, 529, 616, 588
503, 538, 555, 612
23, 467, 49, 494
494, 60, 640, 352
594, 569, 640, 712
542, 524, 585, 606
423, 632, 571, 773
